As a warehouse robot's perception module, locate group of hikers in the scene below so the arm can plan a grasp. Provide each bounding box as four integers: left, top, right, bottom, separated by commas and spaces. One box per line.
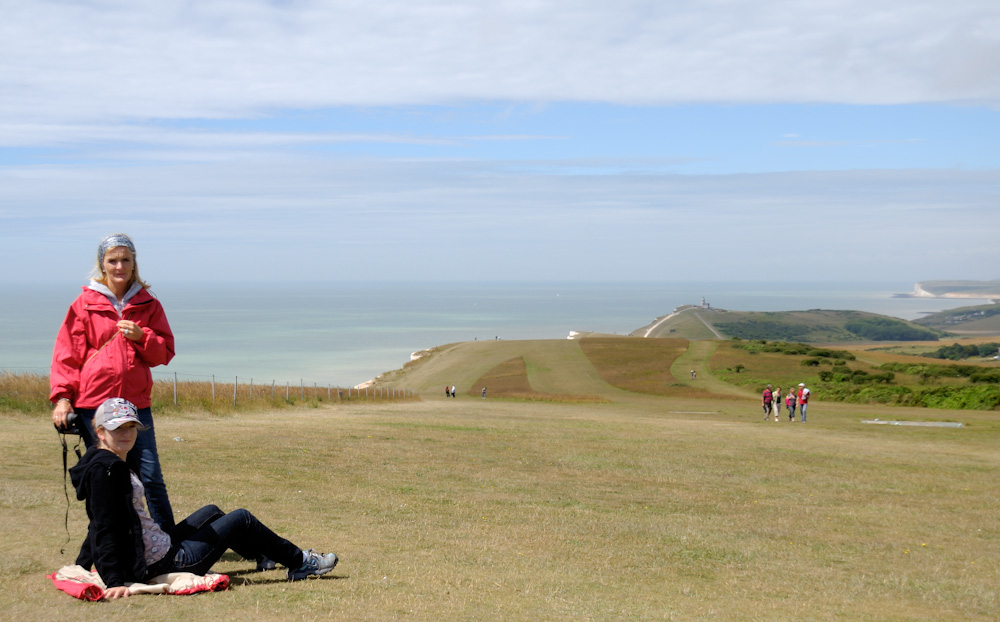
761, 383, 810, 422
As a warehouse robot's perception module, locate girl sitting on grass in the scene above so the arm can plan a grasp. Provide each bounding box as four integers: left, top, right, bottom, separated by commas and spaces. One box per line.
70, 397, 338, 600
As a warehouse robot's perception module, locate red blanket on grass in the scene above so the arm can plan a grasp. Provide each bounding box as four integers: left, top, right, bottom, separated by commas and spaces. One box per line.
49, 565, 229, 601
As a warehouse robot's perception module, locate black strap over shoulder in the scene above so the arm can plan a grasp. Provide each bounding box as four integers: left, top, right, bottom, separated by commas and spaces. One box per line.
59, 432, 83, 555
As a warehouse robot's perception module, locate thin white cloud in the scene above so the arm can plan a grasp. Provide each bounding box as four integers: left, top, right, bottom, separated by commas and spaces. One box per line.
2, 155, 997, 282
0, 122, 568, 150
2, 0, 998, 126
0, 122, 465, 149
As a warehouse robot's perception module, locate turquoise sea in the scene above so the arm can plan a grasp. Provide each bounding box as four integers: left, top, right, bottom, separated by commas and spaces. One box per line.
2, 281, 992, 388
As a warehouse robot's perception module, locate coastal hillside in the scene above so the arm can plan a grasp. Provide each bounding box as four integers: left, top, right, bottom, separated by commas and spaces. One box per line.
633, 307, 941, 343
914, 303, 1000, 334
373, 335, 1000, 411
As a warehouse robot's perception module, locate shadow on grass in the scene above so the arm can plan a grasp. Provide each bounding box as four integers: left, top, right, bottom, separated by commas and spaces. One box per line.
217, 551, 347, 586
227, 573, 347, 587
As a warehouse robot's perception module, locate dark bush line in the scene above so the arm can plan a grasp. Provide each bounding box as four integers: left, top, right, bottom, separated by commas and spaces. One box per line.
733, 340, 855, 360
922, 342, 1000, 361
716, 321, 813, 341
818, 384, 1000, 410
843, 317, 940, 341
878, 362, 1000, 383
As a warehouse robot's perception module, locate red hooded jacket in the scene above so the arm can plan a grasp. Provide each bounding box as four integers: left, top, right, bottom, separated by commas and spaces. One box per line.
50, 286, 175, 409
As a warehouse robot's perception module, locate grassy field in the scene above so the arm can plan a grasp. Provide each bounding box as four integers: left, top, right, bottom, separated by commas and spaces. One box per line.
3, 338, 1000, 620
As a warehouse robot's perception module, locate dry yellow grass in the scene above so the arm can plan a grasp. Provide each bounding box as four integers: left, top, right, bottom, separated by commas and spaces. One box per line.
3, 394, 999, 621
579, 337, 717, 398
470, 356, 534, 395
470, 357, 607, 403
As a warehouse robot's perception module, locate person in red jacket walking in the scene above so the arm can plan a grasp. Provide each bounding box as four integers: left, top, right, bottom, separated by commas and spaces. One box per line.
50, 233, 176, 529
797, 383, 810, 423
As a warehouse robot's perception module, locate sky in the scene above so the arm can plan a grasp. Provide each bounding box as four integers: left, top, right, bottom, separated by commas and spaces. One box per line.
2, 0, 999, 284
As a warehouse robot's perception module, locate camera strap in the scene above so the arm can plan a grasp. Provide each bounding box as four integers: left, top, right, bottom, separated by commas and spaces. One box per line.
83, 332, 124, 369
58, 432, 83, 555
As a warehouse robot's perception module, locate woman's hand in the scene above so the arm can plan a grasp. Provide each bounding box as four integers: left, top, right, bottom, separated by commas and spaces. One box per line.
117, 320, 142, 341
52, 398, 73, 428
104, 586, 131, 600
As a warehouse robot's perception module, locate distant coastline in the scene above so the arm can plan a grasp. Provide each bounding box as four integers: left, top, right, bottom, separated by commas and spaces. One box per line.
894, 280, 1000, 301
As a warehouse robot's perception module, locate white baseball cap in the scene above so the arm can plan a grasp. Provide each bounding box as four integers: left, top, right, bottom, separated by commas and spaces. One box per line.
93, 398, 145, 430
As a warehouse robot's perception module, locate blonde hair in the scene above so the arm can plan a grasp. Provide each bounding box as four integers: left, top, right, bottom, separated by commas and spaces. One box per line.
91, 246, 150, 289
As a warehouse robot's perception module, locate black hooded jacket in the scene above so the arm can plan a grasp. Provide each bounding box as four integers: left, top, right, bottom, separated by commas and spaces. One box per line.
69, 447, 148, 587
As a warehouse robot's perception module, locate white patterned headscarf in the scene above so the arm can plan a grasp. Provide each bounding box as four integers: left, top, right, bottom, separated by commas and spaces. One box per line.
98, 233, 136, 263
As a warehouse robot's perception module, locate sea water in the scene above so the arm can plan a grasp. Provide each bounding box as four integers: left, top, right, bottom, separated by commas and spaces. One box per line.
2, 281, 992, 387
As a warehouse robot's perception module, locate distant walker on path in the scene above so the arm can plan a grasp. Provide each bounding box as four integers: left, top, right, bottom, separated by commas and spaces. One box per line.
797, 383, 810, 422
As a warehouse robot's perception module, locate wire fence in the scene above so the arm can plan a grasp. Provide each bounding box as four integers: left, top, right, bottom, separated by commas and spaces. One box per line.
151, 371, 413, 406
0, 367, 414, 414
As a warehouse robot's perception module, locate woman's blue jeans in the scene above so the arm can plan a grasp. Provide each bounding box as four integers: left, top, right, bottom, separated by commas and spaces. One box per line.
169, 506, 302, 576
78, 406, 175, 530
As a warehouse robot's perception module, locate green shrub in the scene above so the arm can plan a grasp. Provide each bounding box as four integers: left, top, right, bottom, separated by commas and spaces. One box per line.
816, 381, 1000, 409
844, 317, 940, 341
714, 320, 811, 341
914, 386, 1000, 410
923, 342, 1000, 361
806, 348, 855, 360
970, 371, 1000, 384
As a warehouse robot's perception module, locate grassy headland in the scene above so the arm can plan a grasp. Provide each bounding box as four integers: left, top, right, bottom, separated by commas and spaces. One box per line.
634, 308, 943, 342
915, 303, 1000, 334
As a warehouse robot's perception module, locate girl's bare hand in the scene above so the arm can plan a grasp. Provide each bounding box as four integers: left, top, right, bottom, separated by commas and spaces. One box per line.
104, 586, 131, 600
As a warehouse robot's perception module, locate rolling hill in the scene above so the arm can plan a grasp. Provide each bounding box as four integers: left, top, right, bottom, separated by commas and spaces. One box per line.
373, 334, 1000, 411
632, 307, 941, 342
914, 303, 1000, 334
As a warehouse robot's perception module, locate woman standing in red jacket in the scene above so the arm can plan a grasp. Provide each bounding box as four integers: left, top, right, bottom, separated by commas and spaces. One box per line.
50, 233, 176, 529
